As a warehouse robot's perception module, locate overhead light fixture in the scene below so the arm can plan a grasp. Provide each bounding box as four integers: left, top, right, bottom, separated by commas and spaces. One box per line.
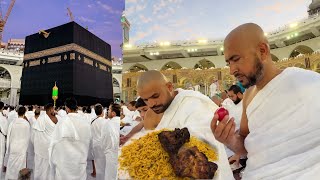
294, 32, 299, 37
150, 52, 159, 56
160, 41, 170, 46
198, 39, 208, 44
220, 47, 224, 51
264, 33, 268, 36
290, 23, 298, 28
124, 44, 132, 48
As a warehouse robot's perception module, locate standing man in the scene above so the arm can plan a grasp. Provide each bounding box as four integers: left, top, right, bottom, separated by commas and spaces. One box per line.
211, 23, 320, 179
25, 106, 35, 123
5, 106, 30, 180
102, 103, 120, 180
91, 104, 107, 180
32, 103, 58, 180
7, 106, 17, 125
209, 80, 218, 97
227, 85, 243, 128
49, 98, 91, 180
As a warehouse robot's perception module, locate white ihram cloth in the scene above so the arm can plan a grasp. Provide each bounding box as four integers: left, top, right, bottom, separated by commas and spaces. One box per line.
121, 106, 131, 117
224, 100, 243, 158
86, 113, 95, 162
243, 67, 320, 180
57, 110, 67, 118
102, 117, 119, 180
227, 100, 243, 131
25, 113, 35, 175
25, 111, 35, 122
5, 118, 30, 180
3, 110, 16, 167
221, 98, 235, 110
91, 117, 107, 180
49, 113, 91, 180
120, 115, 139, 136
32, 114, 56, 180
155, 88, 233, 180
7, 110, 17, 125
0, 113, 7, 178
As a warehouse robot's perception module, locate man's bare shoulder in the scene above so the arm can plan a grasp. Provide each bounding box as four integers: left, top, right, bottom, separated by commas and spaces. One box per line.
243, 86, 258, 109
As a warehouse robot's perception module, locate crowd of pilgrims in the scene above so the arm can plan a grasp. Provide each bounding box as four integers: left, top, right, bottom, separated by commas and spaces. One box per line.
0, 97, 147, 180
0, 84, 260, 180
0, 84, 292, 180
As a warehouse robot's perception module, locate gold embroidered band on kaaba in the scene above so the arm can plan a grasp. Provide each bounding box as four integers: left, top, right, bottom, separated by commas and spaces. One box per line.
24, 43, 112, 66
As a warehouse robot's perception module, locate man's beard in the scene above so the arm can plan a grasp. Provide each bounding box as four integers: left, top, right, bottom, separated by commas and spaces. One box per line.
233, 96, 241, 105
239, 57, 264, 88
151, 98, 173, 114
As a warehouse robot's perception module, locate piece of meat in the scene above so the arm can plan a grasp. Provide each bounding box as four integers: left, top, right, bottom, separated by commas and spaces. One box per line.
170, 146, 218, 179
158, 128, 218, 179
158, 128, 190, 155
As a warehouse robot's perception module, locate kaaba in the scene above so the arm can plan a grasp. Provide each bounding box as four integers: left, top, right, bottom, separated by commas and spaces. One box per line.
19, 22, 114, 106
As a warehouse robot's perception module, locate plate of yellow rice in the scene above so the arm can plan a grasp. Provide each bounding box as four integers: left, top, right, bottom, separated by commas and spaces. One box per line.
118, 129, 220, 179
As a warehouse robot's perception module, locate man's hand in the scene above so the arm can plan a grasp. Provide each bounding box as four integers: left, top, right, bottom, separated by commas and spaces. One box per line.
120, 134, 132, 145
211, 114, 236, 146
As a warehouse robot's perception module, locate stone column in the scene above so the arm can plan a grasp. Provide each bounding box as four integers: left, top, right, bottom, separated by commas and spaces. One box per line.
9, 88, 18, 106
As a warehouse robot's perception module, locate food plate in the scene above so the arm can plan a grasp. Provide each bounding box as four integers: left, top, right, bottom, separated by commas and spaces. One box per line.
118, 128, 233, 180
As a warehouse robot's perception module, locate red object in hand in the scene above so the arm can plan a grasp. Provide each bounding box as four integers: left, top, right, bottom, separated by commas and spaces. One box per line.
215, 107, 229, 121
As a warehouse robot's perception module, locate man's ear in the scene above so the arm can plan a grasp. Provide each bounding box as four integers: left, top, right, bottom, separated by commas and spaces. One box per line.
166, 82, 174, 91
258, 42, 269, 62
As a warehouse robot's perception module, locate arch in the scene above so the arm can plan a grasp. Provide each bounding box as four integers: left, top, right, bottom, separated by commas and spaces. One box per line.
0, 66, 12, 104
0, 65, 13, 80
112, 77, 120, 87
179, 78, 193, 89
316, 62, 320, 73
294, 63, 305, 68
194, 59, 215, 69
289, 45, 314, 58
128, 63, 148, 72
279, 66, 286, 70
271, 54, 279, 62
0, 66, 12, 89
161, 61, 182, 70
193, 77, 205, 85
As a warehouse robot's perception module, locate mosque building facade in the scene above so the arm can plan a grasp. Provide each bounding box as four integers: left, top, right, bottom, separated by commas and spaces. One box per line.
121, 1, 320, 101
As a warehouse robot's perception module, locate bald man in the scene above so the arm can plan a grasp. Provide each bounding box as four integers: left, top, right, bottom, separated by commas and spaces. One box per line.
211, 23, 320, 179
137, 70, 234, 179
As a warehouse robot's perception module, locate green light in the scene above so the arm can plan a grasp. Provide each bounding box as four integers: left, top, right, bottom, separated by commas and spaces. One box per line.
121, 17, 125, 23
52, 89, 58, 97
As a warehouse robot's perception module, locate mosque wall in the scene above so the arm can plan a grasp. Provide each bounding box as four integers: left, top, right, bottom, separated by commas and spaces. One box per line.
271, 36, 320, 59
122, 53, 320, 102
